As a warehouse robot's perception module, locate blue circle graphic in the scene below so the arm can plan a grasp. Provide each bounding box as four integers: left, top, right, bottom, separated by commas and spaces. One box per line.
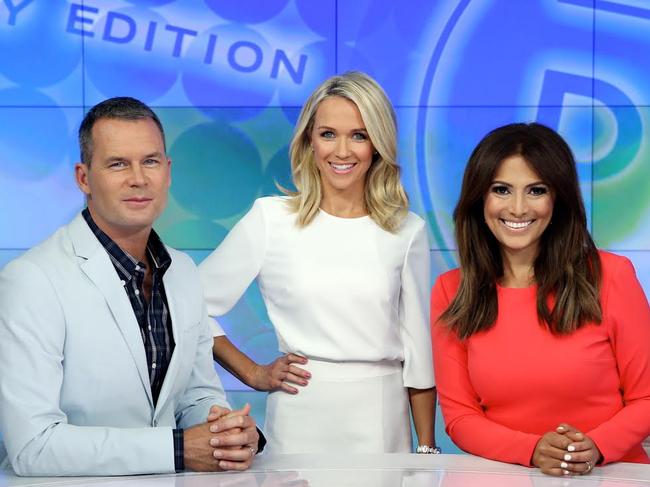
277, 41, 335, 123
123, 0, 176, 5
84, 7, 178, 102
182, 23, 274, 117
160, 218, 229, 249
335, 0, 394, 44
295, 0, 333, 37
204, 0, 290, 24
0, 2, 80, 88
261, 145, 294, 196
415, 0, 470, 257
170, 122, 263, 219
0, 89, 71, 180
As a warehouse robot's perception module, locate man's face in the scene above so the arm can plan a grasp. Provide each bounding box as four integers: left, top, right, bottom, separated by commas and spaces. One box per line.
75, 117, 171, 240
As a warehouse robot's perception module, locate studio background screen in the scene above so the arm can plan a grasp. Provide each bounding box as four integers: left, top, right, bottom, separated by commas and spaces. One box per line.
2, 0, 649, 452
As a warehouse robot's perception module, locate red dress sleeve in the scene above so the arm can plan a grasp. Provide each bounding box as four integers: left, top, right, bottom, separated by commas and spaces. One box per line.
587, 255, 650, 464
430, 273, 541, 466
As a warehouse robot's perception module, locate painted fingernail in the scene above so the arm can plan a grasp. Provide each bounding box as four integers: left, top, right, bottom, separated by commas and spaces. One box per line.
564, 454, 572, 461
557, 426, 565, 431
563, 470, 570, 476
561, 462, 568, 468
568, 445, 576, 452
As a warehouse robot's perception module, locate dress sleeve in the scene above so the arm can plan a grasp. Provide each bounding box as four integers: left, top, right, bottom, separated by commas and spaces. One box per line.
587, 256, 650, 464
198, 199, 268, 336
431, 275, 541, 466
208, 317, 226, 337
399, 219, 435, 389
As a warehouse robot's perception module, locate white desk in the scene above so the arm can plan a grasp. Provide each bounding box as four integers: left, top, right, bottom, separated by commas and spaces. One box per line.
2, 454, 649, 486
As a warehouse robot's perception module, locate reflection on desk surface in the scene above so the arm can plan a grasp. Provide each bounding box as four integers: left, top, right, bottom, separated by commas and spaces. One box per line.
2, 454, 649, 487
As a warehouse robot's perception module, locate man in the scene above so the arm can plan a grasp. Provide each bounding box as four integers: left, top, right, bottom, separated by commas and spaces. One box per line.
0, 97, 260, 476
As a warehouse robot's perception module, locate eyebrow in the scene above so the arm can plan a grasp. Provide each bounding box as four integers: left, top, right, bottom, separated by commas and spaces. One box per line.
142, 152, 165, 159
316, 125, 368, 132
491, 179, 547, 187
103, 152, 164, 163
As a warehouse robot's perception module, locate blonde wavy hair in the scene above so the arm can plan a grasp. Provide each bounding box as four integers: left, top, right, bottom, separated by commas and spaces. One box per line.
284, 71, 409, 232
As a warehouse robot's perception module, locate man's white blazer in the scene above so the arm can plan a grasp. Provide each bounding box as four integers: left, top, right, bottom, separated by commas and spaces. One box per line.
0, 213, 228, 476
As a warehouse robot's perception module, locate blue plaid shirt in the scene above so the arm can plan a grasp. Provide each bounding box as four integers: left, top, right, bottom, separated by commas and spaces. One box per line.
82, 209, 185, 470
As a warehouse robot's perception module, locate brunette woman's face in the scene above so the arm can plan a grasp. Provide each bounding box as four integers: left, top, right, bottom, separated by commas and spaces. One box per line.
483, 155, 554, 264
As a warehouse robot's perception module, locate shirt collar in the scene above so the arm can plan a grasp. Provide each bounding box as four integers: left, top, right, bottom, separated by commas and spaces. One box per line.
82, 208, 172, 281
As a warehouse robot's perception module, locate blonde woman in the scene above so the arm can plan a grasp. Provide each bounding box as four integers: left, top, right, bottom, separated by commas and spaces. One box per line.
199, 72, 436, 453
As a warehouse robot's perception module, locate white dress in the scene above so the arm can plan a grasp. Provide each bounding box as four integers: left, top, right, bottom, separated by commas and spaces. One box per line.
199, 196, 434, 453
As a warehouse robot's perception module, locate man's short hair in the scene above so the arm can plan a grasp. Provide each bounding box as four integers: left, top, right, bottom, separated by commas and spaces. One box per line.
78, 97, 166, 166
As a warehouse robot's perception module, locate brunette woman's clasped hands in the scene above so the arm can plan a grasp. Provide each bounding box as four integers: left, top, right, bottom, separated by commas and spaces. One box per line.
533, 423, 602, 476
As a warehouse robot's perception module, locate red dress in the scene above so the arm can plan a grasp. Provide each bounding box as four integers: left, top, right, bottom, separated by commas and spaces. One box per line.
431, 251, 650, 465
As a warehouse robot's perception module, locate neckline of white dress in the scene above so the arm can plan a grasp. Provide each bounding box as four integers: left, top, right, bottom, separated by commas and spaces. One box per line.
318, 207, 371, 221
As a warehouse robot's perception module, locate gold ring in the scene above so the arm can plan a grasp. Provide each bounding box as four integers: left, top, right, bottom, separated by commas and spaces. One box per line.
584, 460, 593, 473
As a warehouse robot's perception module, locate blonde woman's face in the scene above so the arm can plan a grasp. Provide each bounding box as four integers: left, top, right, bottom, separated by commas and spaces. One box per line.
310, 96, 373, 199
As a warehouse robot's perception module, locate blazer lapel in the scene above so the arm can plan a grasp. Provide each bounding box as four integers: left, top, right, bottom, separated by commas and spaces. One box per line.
68, 214, 154, 409
154, 260, 182, 415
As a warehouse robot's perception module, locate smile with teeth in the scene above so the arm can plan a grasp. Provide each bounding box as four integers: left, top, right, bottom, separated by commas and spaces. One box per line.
501, 219, 533, 229
329, 162, 355, 174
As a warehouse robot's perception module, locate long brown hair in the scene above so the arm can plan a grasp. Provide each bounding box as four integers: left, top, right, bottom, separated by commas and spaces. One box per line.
441, 123, 602, 339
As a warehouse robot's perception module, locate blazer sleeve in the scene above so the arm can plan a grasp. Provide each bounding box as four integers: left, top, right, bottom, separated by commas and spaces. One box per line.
398, 218, 435, 389
0, 259, 176, 476
587, 256, 650, 464
198, 199, 268, 334
175, 299, 231, 429
431, 275, 541, 466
